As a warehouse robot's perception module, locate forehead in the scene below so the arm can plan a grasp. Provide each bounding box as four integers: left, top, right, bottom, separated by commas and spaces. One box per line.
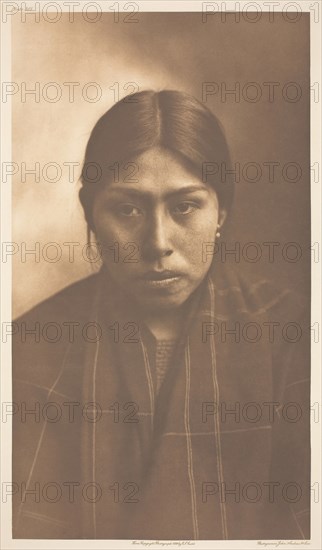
106, 147, 208, 198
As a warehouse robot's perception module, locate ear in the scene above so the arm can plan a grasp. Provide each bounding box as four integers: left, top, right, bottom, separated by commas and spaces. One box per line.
79, 187, 96, 234
218, 208, 227, 230
78, 187, 86, 210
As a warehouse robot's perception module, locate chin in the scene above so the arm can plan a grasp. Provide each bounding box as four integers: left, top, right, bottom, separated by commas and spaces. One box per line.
135, 291, 192, 312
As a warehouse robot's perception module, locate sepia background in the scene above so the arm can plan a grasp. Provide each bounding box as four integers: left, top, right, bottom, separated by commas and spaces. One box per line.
12, 11, 310, 318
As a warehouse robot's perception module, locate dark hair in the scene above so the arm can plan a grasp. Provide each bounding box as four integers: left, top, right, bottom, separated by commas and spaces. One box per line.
79, 90, 234, 232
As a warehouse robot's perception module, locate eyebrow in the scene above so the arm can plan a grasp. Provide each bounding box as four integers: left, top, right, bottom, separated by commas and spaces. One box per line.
105, 184, 209, 199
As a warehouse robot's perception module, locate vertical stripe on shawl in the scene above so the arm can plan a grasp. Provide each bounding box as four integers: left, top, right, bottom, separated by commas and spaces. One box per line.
91, 326, 100, 538
140, 340, 155, 430
184, 338, 199, 539
81, 277, 102, 538
208, 276, 228, 539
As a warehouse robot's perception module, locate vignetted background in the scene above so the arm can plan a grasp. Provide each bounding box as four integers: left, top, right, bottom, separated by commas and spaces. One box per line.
12, 11, 310, 317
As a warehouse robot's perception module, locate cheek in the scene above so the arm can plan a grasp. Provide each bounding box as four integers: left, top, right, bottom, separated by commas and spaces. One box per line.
94, 214, 130, 245
93, 216, 141, 273
177, 216, 218, 261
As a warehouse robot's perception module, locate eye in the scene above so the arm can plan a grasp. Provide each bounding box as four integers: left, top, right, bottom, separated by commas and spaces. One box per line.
172, 202, 199, 215
117, 203, 143, 217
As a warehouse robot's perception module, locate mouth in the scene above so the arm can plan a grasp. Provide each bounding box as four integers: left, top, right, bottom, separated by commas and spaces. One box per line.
138, 270, 183, 288
141, 270, 182, 281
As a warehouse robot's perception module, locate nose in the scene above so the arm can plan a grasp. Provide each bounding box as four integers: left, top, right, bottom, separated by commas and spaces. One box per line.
141, 210, 173, 261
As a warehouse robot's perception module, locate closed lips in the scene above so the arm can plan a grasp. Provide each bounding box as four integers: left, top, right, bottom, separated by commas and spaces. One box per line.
141, 271, 181, 280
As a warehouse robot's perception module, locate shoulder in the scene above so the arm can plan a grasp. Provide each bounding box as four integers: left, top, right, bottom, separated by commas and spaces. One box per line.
14, 272, 100, 325
212, 264, 310, 393
12, 273, 101, 385
213, 264, 309, 324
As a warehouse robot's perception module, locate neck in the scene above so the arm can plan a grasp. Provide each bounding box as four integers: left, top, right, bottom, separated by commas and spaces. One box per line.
141, 306, 185, 341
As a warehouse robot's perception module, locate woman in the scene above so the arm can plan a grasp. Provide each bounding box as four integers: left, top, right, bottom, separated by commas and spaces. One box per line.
12, 90, 310, 540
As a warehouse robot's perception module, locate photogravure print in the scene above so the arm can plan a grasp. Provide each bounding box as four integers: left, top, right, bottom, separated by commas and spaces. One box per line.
0, 1, 321, 549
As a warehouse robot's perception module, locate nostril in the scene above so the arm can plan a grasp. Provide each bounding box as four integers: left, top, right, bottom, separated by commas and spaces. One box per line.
142, 246, 173, 261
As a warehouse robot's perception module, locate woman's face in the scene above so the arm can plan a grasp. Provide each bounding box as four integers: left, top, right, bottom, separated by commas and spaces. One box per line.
92, 147, 224, 311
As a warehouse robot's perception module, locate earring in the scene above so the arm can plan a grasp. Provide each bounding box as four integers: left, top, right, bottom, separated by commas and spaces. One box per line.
216, 225, 221, 238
